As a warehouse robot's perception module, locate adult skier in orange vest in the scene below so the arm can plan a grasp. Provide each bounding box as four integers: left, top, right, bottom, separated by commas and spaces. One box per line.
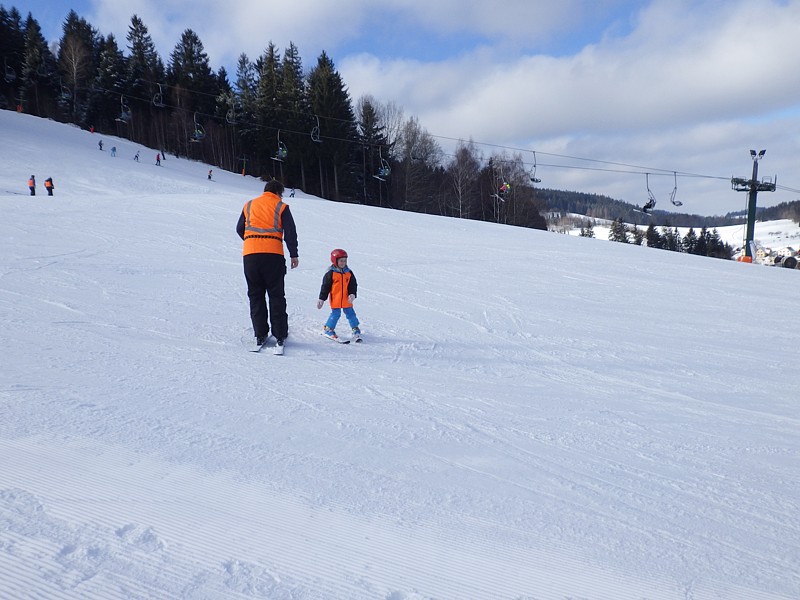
236, 179, 299, 350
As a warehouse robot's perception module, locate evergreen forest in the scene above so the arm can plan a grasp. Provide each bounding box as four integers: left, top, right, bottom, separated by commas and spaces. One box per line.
3, 6, 798, 234
0, 7, 547, 230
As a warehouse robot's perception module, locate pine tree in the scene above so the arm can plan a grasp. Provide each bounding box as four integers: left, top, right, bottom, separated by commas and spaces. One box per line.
630, 224, 644, 245
609, 217, 630, 243
232, 53, 258, 170
307, 51, 358, 201
1, 7, 25, 109
279, 42, 312, 190
85, 34, 126, 130
682, 227, 698, 254
254, 43, 283, 175
355, 95, 389, 205
58, 10, 99, 122
696, 227, 709, 256
21, 13, 57, 116
645, 223, 663, 248
125, 15, 165, 141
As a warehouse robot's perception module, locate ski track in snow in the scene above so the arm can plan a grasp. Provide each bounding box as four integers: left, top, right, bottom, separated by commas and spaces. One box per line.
1, 111, 799, 599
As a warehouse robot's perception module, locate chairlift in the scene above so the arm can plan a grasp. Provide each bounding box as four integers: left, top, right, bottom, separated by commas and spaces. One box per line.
115, 95, 132, 124
190, 112, 206, 142
310, 115, 321, 143
152, 83, 165, 108
4, 58, 15, 83
272, 130, 288, 161
529, 151, 541, 183
224, 94, 236, 124
669, 171, 682, 206
639, 173, 657, 214
491, 163, 510, 201
373, 147, 390, 181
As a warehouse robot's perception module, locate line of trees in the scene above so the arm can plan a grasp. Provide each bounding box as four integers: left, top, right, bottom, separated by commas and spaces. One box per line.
0, 6, 547, 230
589, 218, 733, 259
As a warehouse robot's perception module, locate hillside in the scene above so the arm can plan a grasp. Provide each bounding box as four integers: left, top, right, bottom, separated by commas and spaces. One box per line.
1, 110, 799, 600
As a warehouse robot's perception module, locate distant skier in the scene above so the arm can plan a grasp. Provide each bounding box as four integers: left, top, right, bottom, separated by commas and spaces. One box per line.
208, 169, 212, 180
28, 174, 35, 196
317, 248, 361, 342
155, 153, 161, 166
134, 151, 140, 162
111, 146, 116, 157
44, 177, 54, 196
98, 140, 103, 151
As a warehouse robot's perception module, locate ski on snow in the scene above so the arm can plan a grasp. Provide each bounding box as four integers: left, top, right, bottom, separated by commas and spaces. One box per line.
250, 338, 285, 355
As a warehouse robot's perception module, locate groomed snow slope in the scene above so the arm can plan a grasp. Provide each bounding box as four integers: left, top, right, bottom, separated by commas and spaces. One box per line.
1, 110, 799, 600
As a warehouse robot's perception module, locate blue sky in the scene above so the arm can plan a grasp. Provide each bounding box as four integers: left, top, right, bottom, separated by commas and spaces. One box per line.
10, 0, 800, 215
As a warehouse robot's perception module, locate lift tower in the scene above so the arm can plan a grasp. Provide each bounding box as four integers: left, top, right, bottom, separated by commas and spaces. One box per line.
731, 150, 776, 261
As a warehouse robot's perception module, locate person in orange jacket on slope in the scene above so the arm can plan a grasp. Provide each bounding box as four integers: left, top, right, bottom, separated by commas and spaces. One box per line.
317, 248, 361, 342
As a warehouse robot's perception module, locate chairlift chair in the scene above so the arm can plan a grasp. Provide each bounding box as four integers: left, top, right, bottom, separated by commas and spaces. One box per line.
310, 115, 321, 143
529, 151, 541, 183
272, 131, 288, 161
640, 173, 657, 214
152, 83, 165, 108
4, 58, 16, 83
190, 112, 206, 142
669, 172, 682, 206
372, 148, 390, 180
115, 95, 132, 124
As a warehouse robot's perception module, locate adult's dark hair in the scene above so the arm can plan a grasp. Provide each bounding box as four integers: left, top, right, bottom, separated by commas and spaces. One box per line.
263, 179, 285, 196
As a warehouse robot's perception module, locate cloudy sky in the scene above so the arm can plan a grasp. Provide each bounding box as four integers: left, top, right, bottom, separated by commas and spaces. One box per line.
17, 0, 800, 215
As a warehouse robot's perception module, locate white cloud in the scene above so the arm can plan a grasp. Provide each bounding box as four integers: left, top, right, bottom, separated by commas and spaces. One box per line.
79, 0, 800, 214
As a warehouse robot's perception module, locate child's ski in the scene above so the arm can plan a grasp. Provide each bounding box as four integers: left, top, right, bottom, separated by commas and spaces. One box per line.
322, 332, 350, 344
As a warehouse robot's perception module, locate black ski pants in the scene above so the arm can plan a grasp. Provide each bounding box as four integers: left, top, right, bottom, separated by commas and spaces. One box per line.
243, 253, 288, 339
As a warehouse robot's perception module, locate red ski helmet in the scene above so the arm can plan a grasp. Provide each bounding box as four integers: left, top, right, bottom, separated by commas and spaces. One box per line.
330, 248, 348, 264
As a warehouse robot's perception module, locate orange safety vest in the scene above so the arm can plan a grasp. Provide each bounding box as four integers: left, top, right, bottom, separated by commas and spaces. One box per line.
327, 269, 354, 309
28, 178, 35, 188
242, 191, 287, 256
44, 179, 53, 189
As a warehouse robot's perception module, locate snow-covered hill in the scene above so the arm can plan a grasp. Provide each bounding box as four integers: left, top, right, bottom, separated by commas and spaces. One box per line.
1, 110, 798, 600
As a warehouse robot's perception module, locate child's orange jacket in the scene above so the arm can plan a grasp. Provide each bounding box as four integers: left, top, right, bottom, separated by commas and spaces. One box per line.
318, 266, 357, 309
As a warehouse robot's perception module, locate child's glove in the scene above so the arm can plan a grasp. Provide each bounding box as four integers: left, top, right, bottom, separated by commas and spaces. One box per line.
348, 294, 356, 303
316, 299, 324, 309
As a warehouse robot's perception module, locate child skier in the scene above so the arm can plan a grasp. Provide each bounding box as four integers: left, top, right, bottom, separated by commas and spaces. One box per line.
317, 248, 361, 342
